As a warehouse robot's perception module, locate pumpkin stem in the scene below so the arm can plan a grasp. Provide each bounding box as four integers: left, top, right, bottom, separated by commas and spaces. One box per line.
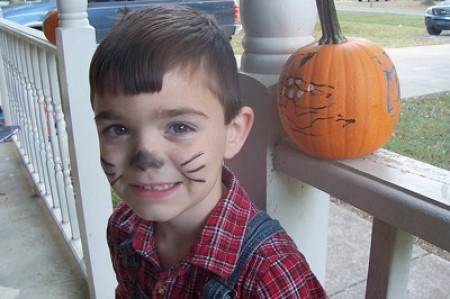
316, 0, 347, 45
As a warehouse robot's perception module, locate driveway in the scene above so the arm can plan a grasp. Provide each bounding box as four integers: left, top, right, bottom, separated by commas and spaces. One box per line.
236, 43, 450, 99
336, 4, 450, 98
385, 43, 450, 98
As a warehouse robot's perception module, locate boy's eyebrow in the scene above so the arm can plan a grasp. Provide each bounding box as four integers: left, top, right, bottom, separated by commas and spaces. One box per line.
157, 107, 208, 119
94, 107, 209, 121
94, 111, 122, 121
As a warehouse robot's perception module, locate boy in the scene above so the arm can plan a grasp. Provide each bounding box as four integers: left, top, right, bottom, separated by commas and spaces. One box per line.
89, 5, 326, 298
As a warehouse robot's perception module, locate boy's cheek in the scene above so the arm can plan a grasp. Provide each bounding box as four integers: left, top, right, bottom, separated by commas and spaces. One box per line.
99, 146, 127, 174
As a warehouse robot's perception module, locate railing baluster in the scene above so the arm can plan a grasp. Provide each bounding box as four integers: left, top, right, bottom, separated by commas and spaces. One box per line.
47, 53, 80, 240
26, 43, 45, 192
20, 39, 37, 175
14, 38, 29, 161
48, 54, 70, 224
38, 48, 61, 210
30, 45, 49, 197
33, 46, 55, 205
5, 35, 22, 145
0, 31, 15, 128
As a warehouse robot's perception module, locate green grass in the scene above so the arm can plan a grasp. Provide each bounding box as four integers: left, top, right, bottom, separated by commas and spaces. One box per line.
112, 189, 121, 207
316, 11, 450, 48
385, 92, 450, 170
232, 9, 450, 55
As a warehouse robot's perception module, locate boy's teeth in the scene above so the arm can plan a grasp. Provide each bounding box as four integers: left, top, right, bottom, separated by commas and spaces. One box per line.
143, 184, 174, 191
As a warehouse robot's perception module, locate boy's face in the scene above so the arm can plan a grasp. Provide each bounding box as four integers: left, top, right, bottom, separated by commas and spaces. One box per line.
93, 70, 238, 223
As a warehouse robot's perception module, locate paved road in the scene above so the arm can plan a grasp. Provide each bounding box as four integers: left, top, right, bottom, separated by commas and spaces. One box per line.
236, 42, 450, 99
336, 3, 450, 98
385, 43, 450, 98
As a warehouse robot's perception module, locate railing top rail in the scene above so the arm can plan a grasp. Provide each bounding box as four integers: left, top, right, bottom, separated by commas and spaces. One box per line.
274, 139, 450, 252
0, 19, 56, 52
341, 148, 450, 209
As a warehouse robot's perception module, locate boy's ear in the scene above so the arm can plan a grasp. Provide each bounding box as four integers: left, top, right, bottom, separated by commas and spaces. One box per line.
224, 106, 254, 159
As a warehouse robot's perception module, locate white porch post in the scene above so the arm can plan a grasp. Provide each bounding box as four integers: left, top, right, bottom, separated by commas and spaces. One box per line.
240, 0, 317, 75
55, 1, 115, 298
365, 218, 413, 299
230, 0, 329, 284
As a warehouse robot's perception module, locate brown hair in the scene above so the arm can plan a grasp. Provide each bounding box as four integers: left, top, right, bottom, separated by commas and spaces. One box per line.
89, 5, 241, 124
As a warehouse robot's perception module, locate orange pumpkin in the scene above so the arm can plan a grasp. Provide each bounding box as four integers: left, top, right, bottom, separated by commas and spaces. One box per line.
278, 0, 400, 160
43, 9, 59, 45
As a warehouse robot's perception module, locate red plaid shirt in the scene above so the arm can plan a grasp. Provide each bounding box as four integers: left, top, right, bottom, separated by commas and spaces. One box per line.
107, 167, 327, 298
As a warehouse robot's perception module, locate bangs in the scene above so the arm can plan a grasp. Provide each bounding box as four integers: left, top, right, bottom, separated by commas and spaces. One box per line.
90, 36, 207, 97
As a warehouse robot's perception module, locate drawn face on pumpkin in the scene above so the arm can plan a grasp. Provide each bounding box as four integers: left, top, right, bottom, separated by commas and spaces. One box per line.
277, 40, 400, 159
92, 69, 239, 223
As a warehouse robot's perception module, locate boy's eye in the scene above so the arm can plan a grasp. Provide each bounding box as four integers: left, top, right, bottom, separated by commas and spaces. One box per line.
104, 125, 129, 137
169, 123, 194, 134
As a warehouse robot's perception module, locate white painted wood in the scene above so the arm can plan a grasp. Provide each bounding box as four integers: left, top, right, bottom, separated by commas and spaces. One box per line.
55, 1, 115, 298
38, 49, 61, 209
239, 0, 317, 74
0, 21, 11, 123
0, 15, 85, 268
342, 149, 450, 208
31, 46, 52, 198
366, 218, 413, 299
228, 73, 329, 284
274, 139, 450, 251
234, 0, 329, 284
48, 53, 71, 221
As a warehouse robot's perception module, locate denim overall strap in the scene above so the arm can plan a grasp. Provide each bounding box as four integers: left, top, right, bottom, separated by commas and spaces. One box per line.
201, 211, 284, 299
118, 237, 151, 299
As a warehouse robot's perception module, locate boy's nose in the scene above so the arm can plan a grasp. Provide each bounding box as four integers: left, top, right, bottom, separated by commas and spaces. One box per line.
129, 149, 164, 171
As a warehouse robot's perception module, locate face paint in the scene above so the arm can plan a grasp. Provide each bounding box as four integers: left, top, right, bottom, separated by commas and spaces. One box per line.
100, 157, 122, 186
180, 152, 206, 183
130, 149, 164, 171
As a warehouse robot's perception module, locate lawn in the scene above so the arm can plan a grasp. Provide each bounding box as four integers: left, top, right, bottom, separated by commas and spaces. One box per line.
232, 9, 450, 54
385, 92, 450, 170
321, 10, 450, 48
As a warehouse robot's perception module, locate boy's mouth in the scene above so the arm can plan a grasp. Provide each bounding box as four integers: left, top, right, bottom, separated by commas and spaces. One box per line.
140, 183, 177, 191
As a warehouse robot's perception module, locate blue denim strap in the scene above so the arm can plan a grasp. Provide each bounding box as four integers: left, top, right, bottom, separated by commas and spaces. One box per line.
202, 211, 284, 298
119, 237, 138, 268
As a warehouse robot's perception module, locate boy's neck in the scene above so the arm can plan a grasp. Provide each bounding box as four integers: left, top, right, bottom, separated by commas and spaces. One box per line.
155, 182, 227, 270
155, 217, 205, 271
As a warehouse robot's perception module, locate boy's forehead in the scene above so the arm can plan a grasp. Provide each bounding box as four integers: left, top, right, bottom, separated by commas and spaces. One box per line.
165, 67, 222, 101
91, 64, 224, 116
92, 69, 222, 109
170, 63, 214, 85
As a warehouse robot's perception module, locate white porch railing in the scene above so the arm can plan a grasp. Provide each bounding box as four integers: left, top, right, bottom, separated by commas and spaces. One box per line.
0, 2, 115, 298
0, 19, 81, 247
1, 0, 449, 299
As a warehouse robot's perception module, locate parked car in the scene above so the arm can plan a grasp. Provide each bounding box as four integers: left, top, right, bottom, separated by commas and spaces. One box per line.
425, 0, 450, 35
1, 0, 240, 43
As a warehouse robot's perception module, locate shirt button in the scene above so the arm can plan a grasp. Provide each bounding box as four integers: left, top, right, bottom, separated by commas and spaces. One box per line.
155, 284, 168, 296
